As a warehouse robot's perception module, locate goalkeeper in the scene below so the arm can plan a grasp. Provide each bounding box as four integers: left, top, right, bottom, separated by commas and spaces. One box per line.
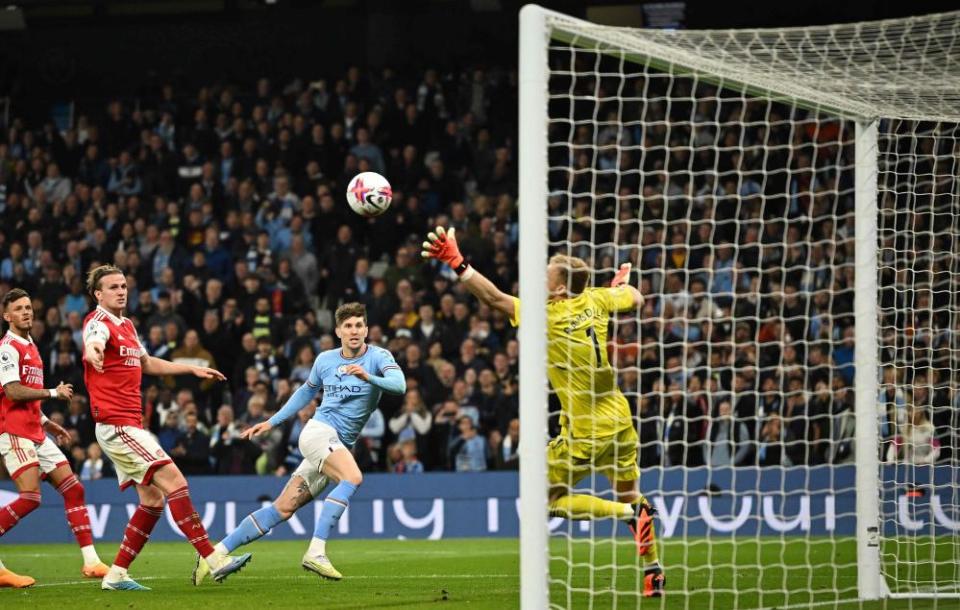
422, 227, 664, 597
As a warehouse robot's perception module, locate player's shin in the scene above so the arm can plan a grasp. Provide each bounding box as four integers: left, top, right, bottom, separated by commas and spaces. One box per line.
113, 504, 162, 570
630, 495, 660, 567
218, 504, 285, 554
0, 491, 41, 536
56, 474, 101, 564
166, 486, 216, 559
308, 481, 357, 557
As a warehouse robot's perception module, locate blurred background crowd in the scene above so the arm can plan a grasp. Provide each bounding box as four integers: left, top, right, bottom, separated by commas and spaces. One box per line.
0, 40, 956, 482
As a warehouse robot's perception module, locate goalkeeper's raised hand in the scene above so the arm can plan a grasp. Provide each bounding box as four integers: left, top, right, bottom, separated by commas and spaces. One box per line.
611, 262, 632, 287
421, 226, 465, 271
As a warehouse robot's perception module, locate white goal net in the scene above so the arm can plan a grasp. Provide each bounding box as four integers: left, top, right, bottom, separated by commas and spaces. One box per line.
519, 6, 960, 608
878, 118, 960, 598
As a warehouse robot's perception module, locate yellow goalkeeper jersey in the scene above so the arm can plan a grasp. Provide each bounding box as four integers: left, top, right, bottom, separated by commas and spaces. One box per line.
510, 286, 635, 439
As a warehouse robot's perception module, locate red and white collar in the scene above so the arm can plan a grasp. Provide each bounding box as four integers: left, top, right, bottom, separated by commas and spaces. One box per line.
96, 305, 126, 325
4, 330, 33, 345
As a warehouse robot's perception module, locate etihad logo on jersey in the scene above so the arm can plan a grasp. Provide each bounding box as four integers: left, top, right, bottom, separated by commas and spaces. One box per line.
118, 345, 143, 367
324, 383, 362, 395
20, 364, 43, 386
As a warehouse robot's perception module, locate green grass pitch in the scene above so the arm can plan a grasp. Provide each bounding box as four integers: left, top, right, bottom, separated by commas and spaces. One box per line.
0, 538, 952, 609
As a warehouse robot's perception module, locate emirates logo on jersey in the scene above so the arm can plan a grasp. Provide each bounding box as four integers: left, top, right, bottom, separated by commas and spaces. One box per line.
118, 346, 143, 358
118, 345, 143, 367
20, 364, 43, 386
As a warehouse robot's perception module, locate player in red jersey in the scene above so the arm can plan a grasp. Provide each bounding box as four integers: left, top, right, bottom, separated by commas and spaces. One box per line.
0, 288, 111, 586
81, 266, 251, 591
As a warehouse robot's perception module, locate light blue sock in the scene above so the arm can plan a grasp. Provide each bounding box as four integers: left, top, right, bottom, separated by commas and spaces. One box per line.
313, 481, 358, 540
222, 504, 284, 552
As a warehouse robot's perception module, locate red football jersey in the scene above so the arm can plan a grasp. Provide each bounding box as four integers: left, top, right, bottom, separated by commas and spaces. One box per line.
82, 306, 145, 428
0, 330, 46, 443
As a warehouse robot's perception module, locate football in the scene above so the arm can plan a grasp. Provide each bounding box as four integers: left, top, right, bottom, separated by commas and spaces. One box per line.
346, 171, 393, 217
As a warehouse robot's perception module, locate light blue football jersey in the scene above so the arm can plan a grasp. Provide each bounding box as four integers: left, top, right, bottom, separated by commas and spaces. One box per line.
305, 345, 401, 448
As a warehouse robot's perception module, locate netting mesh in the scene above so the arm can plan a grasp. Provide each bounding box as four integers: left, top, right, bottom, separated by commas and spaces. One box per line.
878, 120, 960, 595
536, 10, 960, 607
549, 10, 960, 121
546, 41, 860, 610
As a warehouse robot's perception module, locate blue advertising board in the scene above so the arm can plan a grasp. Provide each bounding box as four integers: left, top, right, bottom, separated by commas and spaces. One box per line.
0, 465, 956, 543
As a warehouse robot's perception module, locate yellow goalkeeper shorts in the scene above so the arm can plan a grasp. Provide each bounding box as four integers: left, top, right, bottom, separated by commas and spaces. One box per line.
547, 425, 640, 487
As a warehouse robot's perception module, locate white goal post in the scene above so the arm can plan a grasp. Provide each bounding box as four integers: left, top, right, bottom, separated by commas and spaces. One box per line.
518, 4, 960, 608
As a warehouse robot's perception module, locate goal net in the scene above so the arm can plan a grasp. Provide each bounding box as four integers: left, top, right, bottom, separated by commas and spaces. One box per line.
518, 6, 960, 608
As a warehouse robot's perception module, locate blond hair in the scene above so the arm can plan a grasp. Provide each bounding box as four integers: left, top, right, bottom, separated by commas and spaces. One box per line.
549, 254, 590, 295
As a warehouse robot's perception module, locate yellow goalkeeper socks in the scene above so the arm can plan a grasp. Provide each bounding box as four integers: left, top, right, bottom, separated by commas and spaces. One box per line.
643, 537, 660, 568
549, 494, 632, 520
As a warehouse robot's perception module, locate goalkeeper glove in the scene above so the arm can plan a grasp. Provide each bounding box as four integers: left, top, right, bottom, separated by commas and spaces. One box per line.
421, 226, 468, 275
611, 262, 632, 287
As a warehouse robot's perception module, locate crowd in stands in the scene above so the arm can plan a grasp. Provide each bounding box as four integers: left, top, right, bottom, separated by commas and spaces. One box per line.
0, 61, 954, 480
0, 66, 523, 478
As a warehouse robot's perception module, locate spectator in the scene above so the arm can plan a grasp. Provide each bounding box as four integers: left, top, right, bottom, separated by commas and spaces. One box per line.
349, 127, 386, 174
253, 335, 289, 391
211, 405, 262, 474
887, 404, 941, 464
391, 440, 422, 474
202, 226, 233, 283
665, 380, 701, 467
492, 417, 519, 470
359, 407, 386, 468
107, 150, 142, 197
64, 395, 96, 448
80, 443, 113, 481
476, 368, 514, 436
290, 345, 317, 385
47, 351, 85, 411
338, 257, 372, 305
757, 413, 786, 467
166, 329, 217, 396
157, 410, 182, 454
320, 224, 361, 303
388, 388, 433, 459
39, 162, 71, 203
172, 411, 211, 475
289, 234, 320, 298
449, 415, 487, 472
383, 246, 421, 293
705, 399, 750, 466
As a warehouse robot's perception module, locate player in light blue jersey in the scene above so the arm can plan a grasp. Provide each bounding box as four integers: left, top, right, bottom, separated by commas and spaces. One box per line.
192, 302, 405, 583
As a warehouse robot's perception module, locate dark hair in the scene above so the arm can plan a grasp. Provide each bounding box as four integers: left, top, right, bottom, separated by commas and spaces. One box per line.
335, 302, 367, 327
86, 264, 124, 296
2, 288, 30, 309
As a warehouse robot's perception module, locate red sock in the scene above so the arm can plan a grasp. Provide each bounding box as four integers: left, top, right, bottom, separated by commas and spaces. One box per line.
0, 491, 41, 536
167, 486, 215, 557
57, 474, 94, 547
114, 504, 162, 569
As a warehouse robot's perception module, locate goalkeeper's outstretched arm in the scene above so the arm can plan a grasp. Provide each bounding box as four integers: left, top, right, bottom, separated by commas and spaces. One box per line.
422, 226, 517, 320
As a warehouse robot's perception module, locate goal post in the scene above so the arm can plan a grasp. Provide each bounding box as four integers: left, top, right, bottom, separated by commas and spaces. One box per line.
518, 5, 550, 610
518, 4, 960, 607
854, 119, 882, 600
